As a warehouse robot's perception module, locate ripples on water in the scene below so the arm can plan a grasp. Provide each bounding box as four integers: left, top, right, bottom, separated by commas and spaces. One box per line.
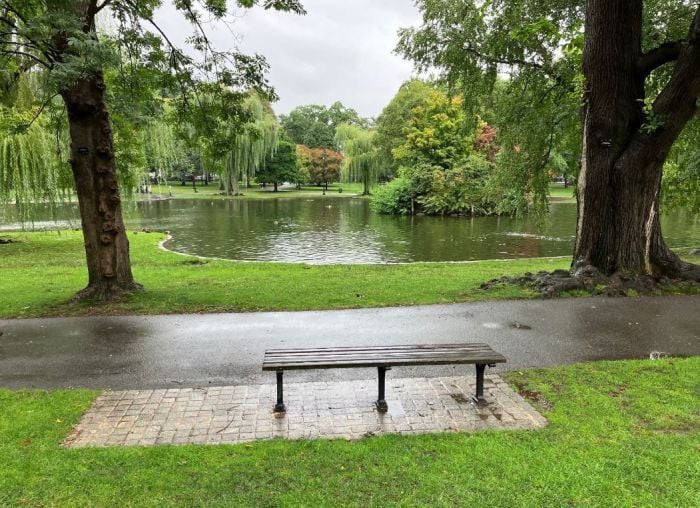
1, 198, 698, 264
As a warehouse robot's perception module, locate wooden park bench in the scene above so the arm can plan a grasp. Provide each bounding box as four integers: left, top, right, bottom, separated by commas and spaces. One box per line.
262, 343, 507, 413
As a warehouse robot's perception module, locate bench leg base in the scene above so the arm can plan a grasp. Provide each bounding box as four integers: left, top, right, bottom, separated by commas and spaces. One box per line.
471, 395, 488, 406
274, 371, 286, 413
473, 363, 488, 405
376, 366, 390, 412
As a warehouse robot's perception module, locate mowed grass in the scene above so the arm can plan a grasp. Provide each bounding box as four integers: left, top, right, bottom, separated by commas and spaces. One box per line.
548, 182, 577, 203
151, 181, 367, 200
0, 230, 573, 318
0, 358, 698, 506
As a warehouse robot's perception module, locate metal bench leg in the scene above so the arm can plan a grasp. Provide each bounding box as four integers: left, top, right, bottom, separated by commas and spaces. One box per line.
274, 370, 286, 413
376, 366, 389, 412
473, 363, 487, 405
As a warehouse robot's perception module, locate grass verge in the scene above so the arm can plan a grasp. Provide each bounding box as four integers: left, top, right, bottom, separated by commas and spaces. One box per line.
0, 357, 697, 506
2, 230, 698, 319
0, 230, 567, 318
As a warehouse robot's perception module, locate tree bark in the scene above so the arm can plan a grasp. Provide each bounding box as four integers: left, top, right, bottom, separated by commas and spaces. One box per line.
574, 0, 700, 280
61, 74, 142, 300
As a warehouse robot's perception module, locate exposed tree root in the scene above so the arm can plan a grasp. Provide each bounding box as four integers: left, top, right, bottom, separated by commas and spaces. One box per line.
481, 262, 700, 298
71, 281, 144, 303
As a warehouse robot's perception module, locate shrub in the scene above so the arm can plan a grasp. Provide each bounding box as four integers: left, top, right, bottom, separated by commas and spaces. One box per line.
371, 177, 414, 215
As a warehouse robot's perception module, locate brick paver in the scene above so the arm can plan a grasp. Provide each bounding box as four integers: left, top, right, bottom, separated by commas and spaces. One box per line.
64, 375, 546, 447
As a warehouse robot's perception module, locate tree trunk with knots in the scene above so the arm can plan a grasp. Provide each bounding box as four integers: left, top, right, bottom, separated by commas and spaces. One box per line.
62, 74, 142, 300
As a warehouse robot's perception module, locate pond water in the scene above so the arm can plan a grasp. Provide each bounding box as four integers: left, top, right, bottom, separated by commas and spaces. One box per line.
1, 197, 698, 263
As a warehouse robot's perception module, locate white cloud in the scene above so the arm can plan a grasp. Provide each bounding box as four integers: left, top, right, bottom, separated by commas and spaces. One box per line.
154, 0, 421, 118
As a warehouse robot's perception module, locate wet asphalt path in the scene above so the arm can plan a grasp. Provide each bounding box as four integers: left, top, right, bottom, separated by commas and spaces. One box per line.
0, 296, 698, 390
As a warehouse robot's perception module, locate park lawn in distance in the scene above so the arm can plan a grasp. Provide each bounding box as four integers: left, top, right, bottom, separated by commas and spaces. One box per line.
0, 357, 697, 506
1, 230, 698, 319
149, 181, 367, 200
548, 182, 577, 203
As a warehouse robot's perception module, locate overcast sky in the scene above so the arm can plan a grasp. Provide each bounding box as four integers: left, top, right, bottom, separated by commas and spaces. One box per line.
154, 1, 422, 118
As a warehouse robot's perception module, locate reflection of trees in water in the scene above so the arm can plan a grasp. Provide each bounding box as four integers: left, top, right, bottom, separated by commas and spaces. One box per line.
660, 208, 700, 250
3, 200, 698, 262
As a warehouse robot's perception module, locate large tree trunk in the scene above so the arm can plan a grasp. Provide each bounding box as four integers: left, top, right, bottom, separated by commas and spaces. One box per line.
62, 74, 142, 300
574, 0, 700, 280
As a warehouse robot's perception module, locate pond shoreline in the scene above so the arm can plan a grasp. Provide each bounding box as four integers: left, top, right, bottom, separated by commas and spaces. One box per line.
2, 196, 697, 263
157, 232, 573, 265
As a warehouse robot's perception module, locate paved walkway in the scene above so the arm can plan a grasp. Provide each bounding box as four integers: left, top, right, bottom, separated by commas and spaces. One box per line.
1, 296, 698, 390
64, 374, 546, 447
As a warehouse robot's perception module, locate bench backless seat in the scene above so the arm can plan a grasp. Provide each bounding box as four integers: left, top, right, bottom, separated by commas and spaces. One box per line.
263, 343, 507, 413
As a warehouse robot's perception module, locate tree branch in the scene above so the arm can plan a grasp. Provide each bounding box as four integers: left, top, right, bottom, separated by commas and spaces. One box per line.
619, 6, 700, 173
463, 43, 546, 73
25, 92, 59, 128
0, 14, 17, 29
94, 0, 114, 15
0, 49, 49, 68
637, 41, 683, 77
0, 1, 28, 24
120, 0, 187, 66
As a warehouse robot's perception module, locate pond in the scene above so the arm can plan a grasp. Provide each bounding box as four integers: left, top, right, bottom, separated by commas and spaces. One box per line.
1, 197, 698, 263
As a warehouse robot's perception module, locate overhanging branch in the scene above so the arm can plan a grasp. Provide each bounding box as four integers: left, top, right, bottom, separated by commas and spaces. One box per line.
0, 48, 49, 68
637, 41, 683, 77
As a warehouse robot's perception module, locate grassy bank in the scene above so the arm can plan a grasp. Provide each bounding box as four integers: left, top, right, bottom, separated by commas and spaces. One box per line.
2, 230, 698, 319
147, 182, 366, 200
0, 230, 572, 319
0, 358, 697, 506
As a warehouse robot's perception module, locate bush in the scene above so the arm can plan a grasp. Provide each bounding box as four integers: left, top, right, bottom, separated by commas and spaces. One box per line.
371, 177, 414, 214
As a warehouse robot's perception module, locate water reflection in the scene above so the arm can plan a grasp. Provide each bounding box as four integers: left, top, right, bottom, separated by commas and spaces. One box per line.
1, 198, 698, 264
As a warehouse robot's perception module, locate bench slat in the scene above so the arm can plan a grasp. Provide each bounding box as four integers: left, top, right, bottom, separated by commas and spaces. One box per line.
263, 347, 492, 360
262, 343, 506, 371
263, 350, 499, 362
263, 345, 499, 356
264, 343, 490, 354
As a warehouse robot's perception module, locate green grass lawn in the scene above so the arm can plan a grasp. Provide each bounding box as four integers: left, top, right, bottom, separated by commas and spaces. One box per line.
0, 230, 570, 318
0, 357, 697, 506
2, 230, 698, 319
548, 182, 577, 203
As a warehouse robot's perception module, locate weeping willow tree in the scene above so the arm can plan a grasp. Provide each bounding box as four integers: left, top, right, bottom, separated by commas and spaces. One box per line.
0, 109, 71, 221
219, 93, 279, 196
335, 123, 383, 195
141, 119, 186, 187
0, 71, 71, 221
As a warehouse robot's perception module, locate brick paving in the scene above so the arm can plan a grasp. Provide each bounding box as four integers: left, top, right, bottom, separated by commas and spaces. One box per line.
64, 374, 547, 447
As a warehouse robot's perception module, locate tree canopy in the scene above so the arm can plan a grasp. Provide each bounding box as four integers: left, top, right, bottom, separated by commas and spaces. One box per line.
257, 133, 298, 191
307, 147, 342, 188
280, 102, 367, 149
